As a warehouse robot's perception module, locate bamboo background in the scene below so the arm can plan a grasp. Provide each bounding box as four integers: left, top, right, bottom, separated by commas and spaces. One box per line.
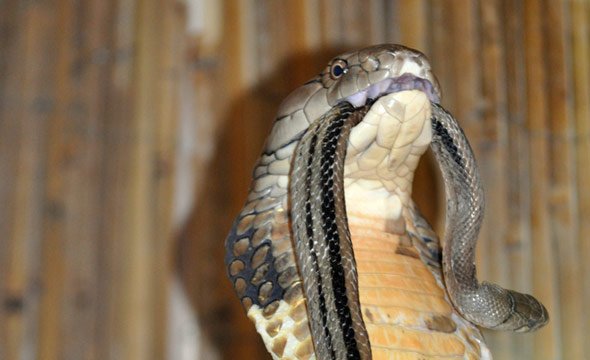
1, 0, 588, 359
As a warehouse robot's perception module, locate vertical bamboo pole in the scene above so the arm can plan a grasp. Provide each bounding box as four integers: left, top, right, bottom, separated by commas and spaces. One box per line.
319, 0, 344, 45
152, 1, 184, 357
570, 0, 590, 357
477, 1, 513, 357
544, 1, 583, 359
428, 0, 454, 111
524, 0, 560, 358
96, 0, 138, 357
58, 0, 106, 355
285, 0, 329, 96
0, 0, 22, 355
501, 0, 534, 357
396, 0, 428, 50
0, 1, 56, 359
0, 3, 17, 357
448, 0, 480, 128
98, 1, 139, 358
123, 0, 171, 357
37, 0, 72, 358
301, 0, 322, 49
366, 0, 386, 45
341, 0, 373, 45
379, 0, 397, 44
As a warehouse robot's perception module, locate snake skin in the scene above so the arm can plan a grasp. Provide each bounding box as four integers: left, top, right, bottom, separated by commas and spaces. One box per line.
290, 102, 371, 359
429, 104, 549, 331
225, 44, 548, 359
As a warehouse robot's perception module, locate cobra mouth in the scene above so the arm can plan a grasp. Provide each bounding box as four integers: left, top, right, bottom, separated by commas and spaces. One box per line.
343, 73, 440, 108
343, 89, 433, 181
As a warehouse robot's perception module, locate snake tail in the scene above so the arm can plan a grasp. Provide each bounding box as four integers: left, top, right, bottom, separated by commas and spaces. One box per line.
429, 103, 549, 332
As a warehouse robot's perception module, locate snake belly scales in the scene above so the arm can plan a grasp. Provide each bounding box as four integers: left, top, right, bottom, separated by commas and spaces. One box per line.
225, 44, 548, 360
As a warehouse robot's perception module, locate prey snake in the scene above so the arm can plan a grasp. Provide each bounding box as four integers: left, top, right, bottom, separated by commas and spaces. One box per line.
225, 44, 548, 359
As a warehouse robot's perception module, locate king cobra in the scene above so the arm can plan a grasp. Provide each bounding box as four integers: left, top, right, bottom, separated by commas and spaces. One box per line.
225, 44, 548, 359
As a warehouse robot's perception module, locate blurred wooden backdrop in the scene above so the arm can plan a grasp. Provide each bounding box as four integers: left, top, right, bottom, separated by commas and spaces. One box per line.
1, 0, 589, 359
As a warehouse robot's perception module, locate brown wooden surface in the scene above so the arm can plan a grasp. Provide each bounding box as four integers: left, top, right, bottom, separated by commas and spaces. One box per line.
1, 0, 588, 359
571, 2, 590, 358
0, 0, 183, 359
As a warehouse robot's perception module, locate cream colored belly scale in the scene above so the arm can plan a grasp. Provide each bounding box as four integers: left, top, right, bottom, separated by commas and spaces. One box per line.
348, 210, 486, 360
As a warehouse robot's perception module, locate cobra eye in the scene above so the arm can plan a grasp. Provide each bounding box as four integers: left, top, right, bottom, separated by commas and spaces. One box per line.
330, 60, 348, 79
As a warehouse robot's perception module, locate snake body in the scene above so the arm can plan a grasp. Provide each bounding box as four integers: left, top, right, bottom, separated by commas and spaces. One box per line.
225, 44, 548, 359
290, 102, 371, 359
429, 104, 548, 331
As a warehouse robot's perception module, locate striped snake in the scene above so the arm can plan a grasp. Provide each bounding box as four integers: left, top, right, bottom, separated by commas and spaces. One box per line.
225, 44, 548, 359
